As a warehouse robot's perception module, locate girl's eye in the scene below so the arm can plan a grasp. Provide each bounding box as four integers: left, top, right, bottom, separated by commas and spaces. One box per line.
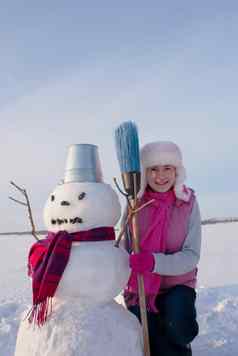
78, 192, 86, 200
51, 195, 55, 202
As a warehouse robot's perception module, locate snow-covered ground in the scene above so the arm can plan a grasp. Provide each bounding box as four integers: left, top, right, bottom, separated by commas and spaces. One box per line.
0, 223, 238, 356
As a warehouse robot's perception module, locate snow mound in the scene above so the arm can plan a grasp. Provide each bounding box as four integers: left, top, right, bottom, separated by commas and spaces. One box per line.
0, 299, 28, 356
193, 285, 238, 355
1, 285, 238, 356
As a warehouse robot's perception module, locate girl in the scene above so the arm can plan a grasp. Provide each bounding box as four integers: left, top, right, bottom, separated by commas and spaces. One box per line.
123, 141, 201, 356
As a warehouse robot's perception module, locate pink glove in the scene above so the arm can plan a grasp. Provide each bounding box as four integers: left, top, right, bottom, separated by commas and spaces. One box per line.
129, 252, 155, 273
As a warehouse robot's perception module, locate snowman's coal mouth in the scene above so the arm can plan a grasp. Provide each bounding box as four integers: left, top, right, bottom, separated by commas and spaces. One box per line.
51, 217, 83, 225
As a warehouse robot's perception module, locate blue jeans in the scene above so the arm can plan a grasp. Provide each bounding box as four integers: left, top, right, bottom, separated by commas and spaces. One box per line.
128, 285, 198, 356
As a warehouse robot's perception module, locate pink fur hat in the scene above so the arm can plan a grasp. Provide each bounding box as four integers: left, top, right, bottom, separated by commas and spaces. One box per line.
138, 141, 191, 201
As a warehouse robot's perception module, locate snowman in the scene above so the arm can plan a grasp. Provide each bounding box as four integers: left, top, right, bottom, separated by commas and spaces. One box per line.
15, 144, 143, 356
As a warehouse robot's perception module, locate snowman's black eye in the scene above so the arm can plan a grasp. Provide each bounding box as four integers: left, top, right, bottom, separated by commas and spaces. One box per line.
78, 192, 86, 200
51, 195, 55, 202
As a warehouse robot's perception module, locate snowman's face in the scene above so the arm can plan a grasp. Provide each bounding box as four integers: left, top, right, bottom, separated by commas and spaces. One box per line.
43, 182, 121, 233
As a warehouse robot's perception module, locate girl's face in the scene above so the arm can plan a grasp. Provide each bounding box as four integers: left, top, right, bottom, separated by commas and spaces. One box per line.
146, 165, 176, 193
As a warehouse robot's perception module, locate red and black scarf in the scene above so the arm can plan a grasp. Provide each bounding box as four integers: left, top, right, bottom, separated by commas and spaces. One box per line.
28, 227, 115, 326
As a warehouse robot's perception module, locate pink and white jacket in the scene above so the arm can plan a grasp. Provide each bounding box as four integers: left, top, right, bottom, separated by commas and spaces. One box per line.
122, 189, 201, 293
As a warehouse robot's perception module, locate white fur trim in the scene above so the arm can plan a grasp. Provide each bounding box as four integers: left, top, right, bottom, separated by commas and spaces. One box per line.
138, 141, 190, 201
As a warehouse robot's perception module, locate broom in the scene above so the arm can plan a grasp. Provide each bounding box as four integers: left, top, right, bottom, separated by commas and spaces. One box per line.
115, 121, 150, 356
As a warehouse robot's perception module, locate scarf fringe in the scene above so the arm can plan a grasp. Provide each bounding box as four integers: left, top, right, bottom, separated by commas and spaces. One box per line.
27, 298, 53, 327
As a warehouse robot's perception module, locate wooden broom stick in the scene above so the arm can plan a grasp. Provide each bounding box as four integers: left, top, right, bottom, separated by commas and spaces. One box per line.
130, 173, 151, 356
115, 121, 151, 356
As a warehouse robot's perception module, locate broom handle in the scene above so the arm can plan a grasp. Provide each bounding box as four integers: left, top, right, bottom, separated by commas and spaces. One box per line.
131, 176, 151, 356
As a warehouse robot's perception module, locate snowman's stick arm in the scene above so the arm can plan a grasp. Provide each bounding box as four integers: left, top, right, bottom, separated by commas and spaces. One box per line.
9, 196, 27, 206
115, 199, 154, 248
9, 181, 39, 241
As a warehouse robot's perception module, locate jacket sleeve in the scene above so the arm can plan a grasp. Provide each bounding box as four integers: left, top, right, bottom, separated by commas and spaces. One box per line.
153, 199, 202, 276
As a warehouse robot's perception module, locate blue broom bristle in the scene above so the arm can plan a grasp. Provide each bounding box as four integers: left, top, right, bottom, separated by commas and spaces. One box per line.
115, 121, 140, 173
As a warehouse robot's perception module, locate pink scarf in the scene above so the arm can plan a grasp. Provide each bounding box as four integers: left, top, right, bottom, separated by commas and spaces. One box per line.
125, 188, 176, 311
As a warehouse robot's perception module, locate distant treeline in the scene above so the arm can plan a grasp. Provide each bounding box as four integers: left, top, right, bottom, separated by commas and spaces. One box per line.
0, 230, 47, 236
201, 217, 238, 225
0, 218, 238, 237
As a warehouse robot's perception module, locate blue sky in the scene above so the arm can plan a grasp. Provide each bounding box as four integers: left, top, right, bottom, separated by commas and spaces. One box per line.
1, 1, 238, 231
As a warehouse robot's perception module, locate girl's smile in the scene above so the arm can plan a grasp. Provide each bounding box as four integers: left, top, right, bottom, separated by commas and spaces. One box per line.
146, 165, 176, 193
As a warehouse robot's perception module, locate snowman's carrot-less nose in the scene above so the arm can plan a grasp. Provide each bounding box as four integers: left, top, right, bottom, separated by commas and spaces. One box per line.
61, 200, 70, 206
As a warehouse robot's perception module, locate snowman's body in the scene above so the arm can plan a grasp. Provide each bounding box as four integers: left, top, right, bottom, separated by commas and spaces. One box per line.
15, 182, 143, 356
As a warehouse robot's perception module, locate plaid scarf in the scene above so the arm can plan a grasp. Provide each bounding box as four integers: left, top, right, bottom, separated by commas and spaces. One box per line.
28, 227, 115, 326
